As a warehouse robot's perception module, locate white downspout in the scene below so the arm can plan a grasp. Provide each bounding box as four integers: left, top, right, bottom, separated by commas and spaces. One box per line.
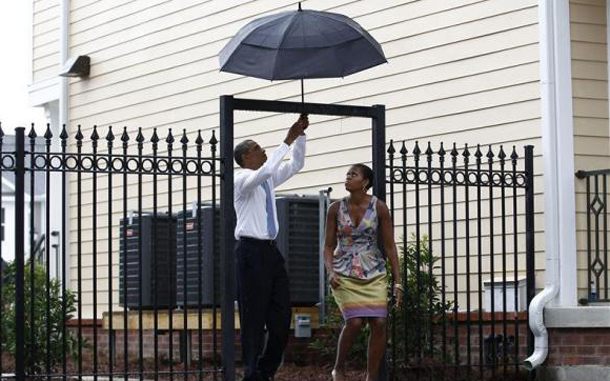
525, 0, 576, 370
59, 0, 70, 286
60, 0, 69, 131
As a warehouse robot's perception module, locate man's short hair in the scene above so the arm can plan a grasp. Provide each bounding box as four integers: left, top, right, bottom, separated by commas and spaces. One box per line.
234, 140, 255, 167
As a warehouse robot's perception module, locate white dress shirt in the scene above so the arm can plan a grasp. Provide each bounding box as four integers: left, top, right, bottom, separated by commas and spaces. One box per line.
234, 135, 306, 240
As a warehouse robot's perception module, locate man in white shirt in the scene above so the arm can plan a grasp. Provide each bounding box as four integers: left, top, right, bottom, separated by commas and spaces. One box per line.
233, 114, 309, 381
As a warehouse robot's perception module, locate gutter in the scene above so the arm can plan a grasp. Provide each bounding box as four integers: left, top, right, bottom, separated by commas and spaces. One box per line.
525, 0, 576, 370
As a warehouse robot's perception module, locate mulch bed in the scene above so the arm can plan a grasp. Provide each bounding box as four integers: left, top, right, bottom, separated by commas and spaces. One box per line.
265, 363, 365, 381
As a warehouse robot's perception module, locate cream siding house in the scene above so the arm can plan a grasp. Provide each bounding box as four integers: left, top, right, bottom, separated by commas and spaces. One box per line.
571, 0, 610, 300
27, 0, 610, 376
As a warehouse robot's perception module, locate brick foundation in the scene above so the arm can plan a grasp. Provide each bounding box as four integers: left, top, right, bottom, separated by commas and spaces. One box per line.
546, 328, 610, 366
67, 319, 328, 373
68, 313, 534, 372
442, 312, 530, 366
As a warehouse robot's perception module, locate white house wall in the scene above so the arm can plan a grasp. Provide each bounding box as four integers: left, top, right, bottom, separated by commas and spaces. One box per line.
43, 0, 547, 318
33, 0, 61, 82
0, 198, 34, 263
570, 0, 610, 301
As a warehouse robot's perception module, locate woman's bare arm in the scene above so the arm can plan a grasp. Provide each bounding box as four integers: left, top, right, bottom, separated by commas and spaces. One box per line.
324, 202, 340, 288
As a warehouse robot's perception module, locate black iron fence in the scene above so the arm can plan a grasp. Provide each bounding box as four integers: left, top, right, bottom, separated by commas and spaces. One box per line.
0, 100, 536, 381
0, 125, 228, 381
386, 141, 535, 381
576, 169, 610, 303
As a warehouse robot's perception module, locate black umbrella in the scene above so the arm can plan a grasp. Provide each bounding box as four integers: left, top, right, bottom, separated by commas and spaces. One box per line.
219, 3, 387, 103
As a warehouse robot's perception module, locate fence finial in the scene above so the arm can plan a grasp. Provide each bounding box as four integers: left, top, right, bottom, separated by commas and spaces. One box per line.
44, 123, 53, 140
60, 124, 68, 142
511, 146, 519, 162
474, 144, 482, 160
151, 128, 159, 145
438, 142, 446, 160
450, 143, 459, 161
28, 123, 37, 139
412, 141, 421, 160
400, 140, 408, 158
486, 145, 494, 160
106, 126, 115, 143
425, 141, 433, 157
209, 130, 218, 146
181, 129, 189, 146
166, 128, 175, 144
387, 139, 395, 155
136, 127, 145, 148
121, 127, 130, 145
498, 145, 506, 161
75, 125, 83, 147
462, 143, 470, 158
91, 125, 99, 141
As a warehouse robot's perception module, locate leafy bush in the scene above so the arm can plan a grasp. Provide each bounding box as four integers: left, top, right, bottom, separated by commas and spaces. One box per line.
1, 260, 81, 375
388, 234, 453, 370
310, 234, 452, 370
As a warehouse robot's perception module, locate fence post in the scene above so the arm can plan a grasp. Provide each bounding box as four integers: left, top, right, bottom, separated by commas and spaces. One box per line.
220, 95, 236, 381
372, 105, 386, 202
14, 127, 26, 381
524, 145, 536, 363
371, 105, 389, 381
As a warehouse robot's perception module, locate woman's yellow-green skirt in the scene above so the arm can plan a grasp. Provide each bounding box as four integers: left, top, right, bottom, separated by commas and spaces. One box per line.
331, 273, 388, 320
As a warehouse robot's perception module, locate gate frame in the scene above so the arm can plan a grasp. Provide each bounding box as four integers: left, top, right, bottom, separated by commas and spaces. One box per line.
219, 95, 386, 381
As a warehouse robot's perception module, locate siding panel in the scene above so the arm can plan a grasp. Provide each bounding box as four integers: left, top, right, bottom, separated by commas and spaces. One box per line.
65, 0, 544, 317
570, 0, 610, 300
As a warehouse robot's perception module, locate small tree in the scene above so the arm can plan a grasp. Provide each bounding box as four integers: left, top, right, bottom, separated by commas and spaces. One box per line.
1, 260, 80, 375
389, 234, 453, 371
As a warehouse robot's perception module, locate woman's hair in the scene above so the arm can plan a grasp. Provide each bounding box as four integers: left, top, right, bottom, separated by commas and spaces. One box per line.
352, 163, 374, 190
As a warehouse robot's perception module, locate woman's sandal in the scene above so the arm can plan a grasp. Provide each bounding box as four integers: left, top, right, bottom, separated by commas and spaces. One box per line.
331, 369, 345, 381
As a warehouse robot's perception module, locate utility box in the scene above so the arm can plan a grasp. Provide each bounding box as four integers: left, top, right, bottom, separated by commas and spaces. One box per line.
276, 195, 320, 306
294, 314, 311, 338
483, 278, 527, 312
175, 205, 227, 307
119, 213, 177, 309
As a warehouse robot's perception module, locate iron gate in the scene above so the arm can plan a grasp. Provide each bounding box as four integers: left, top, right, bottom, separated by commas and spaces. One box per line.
385, 141, 535, 381
0, 105, 536, 381
0, 125, 231, 381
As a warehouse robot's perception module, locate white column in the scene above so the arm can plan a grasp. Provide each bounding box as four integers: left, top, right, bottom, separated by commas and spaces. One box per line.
541, 0, 578, 307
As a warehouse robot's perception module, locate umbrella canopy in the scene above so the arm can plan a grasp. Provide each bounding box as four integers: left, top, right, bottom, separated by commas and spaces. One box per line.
219, 6, 387, 82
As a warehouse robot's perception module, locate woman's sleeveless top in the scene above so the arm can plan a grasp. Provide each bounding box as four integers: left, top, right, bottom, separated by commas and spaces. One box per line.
333, 196, 386, 279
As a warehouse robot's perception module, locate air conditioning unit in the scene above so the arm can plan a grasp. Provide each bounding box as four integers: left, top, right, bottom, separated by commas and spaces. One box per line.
175, 205, 227, 307
276, 195, 321, 306
119, 213, 177, 309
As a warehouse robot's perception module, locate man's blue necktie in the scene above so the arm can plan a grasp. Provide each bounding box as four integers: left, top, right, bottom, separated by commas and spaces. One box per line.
261, 181, 277, 238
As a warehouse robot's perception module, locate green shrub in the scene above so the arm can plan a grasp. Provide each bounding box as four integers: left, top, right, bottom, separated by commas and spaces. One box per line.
389, 234, 453, 370
1, 260, 81, 375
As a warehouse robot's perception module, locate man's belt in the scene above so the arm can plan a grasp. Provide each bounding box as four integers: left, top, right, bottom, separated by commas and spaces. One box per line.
239, 236, 277, 246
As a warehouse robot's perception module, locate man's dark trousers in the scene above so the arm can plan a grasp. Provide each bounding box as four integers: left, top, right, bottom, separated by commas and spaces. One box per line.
235, 238, 291, 381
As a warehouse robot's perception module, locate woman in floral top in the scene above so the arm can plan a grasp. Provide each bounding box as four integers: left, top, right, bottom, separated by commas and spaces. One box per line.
324, 163, 403, 381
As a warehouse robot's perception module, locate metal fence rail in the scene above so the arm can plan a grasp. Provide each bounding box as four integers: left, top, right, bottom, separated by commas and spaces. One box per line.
576, 169, 610, 303
0, 125, 226, 381
386, 141, 535, 381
